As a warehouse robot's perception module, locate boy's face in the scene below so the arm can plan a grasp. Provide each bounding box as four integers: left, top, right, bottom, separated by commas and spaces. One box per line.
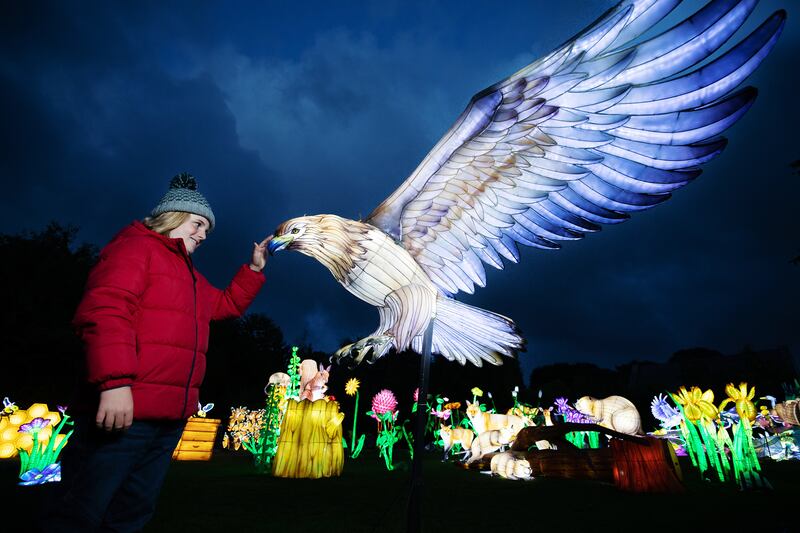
169, 214, 210, 255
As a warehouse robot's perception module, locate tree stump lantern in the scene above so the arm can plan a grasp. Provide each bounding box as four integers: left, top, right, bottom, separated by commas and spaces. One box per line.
272, 398, 344, 478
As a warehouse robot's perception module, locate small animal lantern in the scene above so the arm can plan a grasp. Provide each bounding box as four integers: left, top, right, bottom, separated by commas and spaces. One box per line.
265, 372, 291, 394
465, 401, 528, 435
298, 360, 331, 402
268, 372, 291, 387
489, 451, 533, 480
575, 395, 642, 435
439, 424, 474, 460
467, 427, 517, 463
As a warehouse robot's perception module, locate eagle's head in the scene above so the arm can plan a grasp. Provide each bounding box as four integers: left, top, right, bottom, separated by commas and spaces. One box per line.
268, 216, 317, 255
268, 214, 366, 282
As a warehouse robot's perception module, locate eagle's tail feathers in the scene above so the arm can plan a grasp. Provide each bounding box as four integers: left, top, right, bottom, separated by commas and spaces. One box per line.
411, 296, 525, 366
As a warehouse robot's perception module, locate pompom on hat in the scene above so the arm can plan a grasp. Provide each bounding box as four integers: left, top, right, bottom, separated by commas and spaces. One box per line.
151, 172, 215, 230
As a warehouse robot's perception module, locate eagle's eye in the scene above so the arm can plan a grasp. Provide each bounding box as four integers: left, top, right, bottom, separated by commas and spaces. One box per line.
291, 227, 300, 234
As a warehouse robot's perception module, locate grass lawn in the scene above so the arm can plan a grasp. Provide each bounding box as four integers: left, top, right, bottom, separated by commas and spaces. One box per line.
4, 448, 798, 532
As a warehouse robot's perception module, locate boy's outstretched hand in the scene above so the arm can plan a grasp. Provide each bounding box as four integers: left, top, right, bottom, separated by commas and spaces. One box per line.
250, 236, 271, 272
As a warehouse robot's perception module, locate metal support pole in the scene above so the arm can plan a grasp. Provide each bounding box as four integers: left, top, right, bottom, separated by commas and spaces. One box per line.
406, 318, 434, 533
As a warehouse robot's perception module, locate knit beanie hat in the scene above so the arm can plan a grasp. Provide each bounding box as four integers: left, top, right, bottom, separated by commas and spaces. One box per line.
151, 172, 215, 230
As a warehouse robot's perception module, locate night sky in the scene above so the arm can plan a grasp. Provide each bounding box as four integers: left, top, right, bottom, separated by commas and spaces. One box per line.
2, 1, 798, 381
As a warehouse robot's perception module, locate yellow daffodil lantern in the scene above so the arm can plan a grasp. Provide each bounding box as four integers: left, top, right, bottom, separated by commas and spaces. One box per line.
673, 386, 718, 422
719, 382, 756, 422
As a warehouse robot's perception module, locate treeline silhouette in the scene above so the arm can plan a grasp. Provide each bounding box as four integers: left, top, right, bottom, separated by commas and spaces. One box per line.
1, 223, 796, 431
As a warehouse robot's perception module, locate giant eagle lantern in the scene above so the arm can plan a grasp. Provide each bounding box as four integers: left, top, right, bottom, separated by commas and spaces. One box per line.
268, 0, 785, 367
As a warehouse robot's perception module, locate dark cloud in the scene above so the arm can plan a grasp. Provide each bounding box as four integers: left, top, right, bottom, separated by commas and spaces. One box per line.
0, 0, 281, 247
2, 1, 797, 383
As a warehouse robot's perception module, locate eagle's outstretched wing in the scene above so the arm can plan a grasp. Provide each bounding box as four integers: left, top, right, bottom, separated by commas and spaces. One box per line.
366, 0, 785, 297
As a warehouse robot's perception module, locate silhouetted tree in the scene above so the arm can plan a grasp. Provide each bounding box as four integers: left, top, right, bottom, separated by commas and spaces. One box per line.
668, 346, 724, 364
528, 362, 621, 406
0, 222, 97, 405
203, 313, 289, 412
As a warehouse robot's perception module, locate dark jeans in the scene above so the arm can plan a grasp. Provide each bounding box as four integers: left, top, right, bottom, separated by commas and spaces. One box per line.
40, 416, 184, 533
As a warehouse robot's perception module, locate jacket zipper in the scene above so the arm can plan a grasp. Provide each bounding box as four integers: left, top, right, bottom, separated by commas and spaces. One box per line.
181, 253, 198, 419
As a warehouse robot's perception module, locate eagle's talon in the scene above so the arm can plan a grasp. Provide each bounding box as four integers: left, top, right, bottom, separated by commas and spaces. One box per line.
332, 335, 394, 367
366, 336, 393, 363
332, 344, 354, 366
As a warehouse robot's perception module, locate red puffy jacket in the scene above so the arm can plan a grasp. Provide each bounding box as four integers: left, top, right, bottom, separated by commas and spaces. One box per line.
73, 221, 265, 420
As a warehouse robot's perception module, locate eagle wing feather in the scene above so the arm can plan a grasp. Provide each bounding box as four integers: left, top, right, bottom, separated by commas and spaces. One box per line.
365, 0, 785, 297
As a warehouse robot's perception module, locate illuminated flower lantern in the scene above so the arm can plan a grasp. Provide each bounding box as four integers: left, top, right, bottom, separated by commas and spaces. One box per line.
368, 389, 410, 471
345, 378, 366, 459
345, 378, 360, 397
718, 382, 764, 487
222, 407, 265, 451
272, 398, 344, 478
719, 382, 756, 422
0, 402, 74, 485
371, 389, 398, 420
673, 386, 718, 422
0, 402, 69, 462
668, 385, 764, 488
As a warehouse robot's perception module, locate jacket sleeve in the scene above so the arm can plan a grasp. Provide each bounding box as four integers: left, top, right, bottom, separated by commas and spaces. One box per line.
205, 264, 265, 320
73, 236, 148, 390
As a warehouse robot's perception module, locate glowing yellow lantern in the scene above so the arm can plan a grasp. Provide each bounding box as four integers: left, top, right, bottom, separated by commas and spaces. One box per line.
9, 410, 27, 426
1, 425, 19, 444
42, 411, 62, 426
0, 441, 15, 459
27, 403, 49, 420
35, 427, 53, 444
15, 432, 34, 453
272, 399, 344, 479
0, 403, 70, 460
172, 418, 222, 461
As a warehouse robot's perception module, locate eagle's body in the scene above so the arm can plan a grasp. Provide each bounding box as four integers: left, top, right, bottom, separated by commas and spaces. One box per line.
273, 214, 521, 366
268, 0, 785, 367
334, 217, 435, 306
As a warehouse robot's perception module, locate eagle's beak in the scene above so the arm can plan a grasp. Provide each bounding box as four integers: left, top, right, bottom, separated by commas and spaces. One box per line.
267, 234, 294, 255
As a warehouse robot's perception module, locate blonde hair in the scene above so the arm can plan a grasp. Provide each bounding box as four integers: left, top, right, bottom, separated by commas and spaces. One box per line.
142, 211, 191, 236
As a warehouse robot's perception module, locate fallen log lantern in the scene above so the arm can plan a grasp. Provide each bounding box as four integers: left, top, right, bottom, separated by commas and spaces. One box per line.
511, 423, 683, 492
